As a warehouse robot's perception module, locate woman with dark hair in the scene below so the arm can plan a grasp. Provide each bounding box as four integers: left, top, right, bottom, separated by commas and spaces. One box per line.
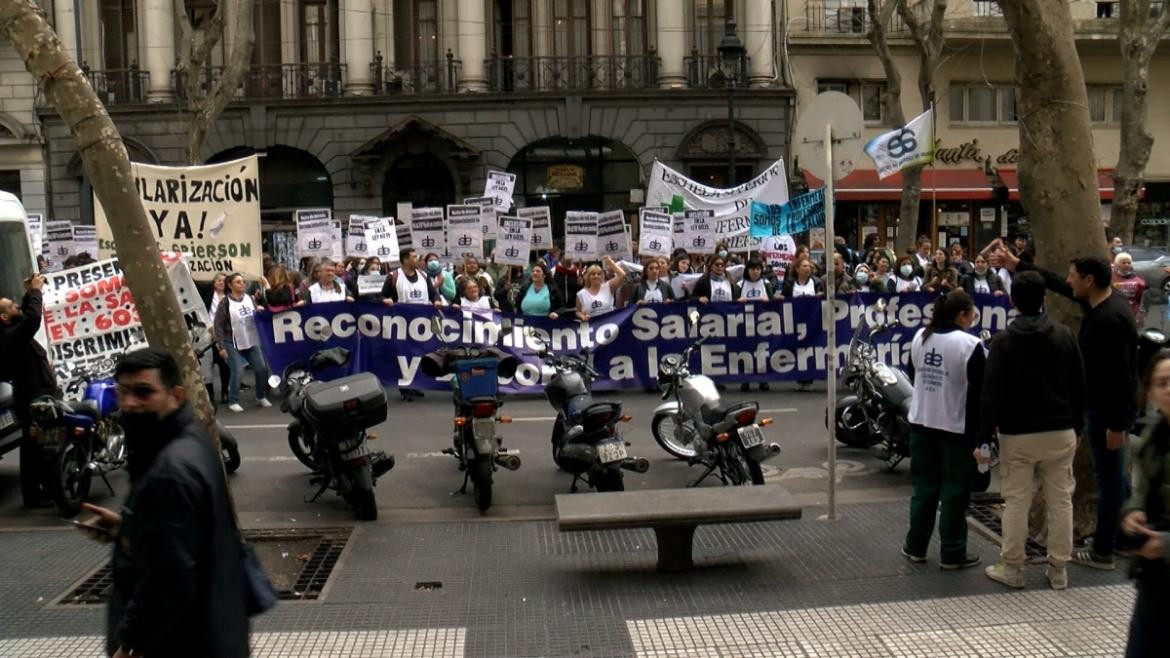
670, 254, 697, 299
515, 262, 562, 318
902, 290, 985, 569
783, 255, 825, 392
347, 257, 386, 303
265, 265, 304, 311
960, 254, 1006, 297
213, 272, 272, 412
205, 273, 231, 403
924, 248, 960, 293
633, 258, 674, 304
691, 254, 740, 304
891, 255, 923, 293
494, 265, 528, 312
737, 259, 775, 302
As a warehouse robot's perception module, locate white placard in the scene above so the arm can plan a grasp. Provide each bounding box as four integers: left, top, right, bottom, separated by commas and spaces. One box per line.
597, 210, 632, 262
565, 211, 599, 261
365, 217, 401, 265
496, 216, 532, 267
682, 209, 716, 254
465, 196, 497, 242
639, 209, 673, 258
395, 220, 413, 252
357, 274, 387, 295
518, 206, 553, 250
345, 214, 376, 257
396, 202, 412, 228
72, 225, 98, 258
296, 208, 334, 258
45, 220, 74, 272
25, 212, 43, 260
447, 204, 484, 258
330, 222, 343, 262
483, 170, 517, 212
410, 207, 446, 256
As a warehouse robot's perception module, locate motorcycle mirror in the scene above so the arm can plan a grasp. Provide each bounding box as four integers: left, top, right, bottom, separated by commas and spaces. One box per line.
267, 375, 282, 389
979, 329, 991, 343
688, 310, 700, 326
430, 317, 443, 335
875, 299, 887, 312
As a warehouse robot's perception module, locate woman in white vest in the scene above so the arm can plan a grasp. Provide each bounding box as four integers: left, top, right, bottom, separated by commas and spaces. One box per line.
454, 279, 498, 313
213, 272, 272, 413
890, 256, 923, 293
575, 256, 627, 321
903, 289, 986, 570
307, 258, 353, 304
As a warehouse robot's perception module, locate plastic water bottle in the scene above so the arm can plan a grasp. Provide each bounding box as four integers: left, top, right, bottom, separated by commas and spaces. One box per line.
977, 444, 991, 473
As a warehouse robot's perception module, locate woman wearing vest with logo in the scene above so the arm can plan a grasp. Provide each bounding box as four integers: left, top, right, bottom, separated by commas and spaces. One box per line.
903, 290, 986, 569
633, 258, 674, 305
213, 273, 272, 413
575, 256, 627, 321
890, 256, 923, 293
783, 255, 825, 392
692, 254, 739, 304
307, 258, 354, 303
454, 279, 498, 312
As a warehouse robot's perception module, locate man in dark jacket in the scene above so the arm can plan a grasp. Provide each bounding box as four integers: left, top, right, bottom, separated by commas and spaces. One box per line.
994, 241, 1138, 571
981, 271, 1085, 591
76, 349, 248, 658
0, 272, 60, 507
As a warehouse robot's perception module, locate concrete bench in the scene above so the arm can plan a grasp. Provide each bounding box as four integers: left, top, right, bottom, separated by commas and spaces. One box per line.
555, 486, 803, 571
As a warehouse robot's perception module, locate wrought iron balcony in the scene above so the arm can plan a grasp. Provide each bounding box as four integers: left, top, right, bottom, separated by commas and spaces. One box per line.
174, 62, 346, 102
683, 52, 750, 89
370, 51, 460, 95
486, 54, 659, 92
802, 0, 906, 34
82, 65, 149, 105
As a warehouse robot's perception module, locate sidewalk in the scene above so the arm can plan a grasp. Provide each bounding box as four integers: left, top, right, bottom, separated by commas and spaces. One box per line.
0, 500, 1133, 657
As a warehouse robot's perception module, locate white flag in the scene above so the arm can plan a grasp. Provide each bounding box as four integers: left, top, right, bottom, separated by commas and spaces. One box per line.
863, 108, 935, 179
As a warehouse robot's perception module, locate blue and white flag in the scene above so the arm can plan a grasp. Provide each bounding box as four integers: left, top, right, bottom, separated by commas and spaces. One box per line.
864, 109, 935, 179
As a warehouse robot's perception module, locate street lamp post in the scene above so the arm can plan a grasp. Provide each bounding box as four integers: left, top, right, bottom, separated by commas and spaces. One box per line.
718, 14, 745, 187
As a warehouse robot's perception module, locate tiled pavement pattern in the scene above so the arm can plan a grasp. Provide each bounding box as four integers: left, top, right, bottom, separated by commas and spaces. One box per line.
0, 501, 1134, 656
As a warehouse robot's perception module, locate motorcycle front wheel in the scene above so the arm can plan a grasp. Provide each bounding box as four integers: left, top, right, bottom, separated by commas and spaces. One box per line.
472, 457, 493, 511
287, 424, 319, 471
652, 412, 701, 460
221, 436, 241, 474
51, 435, 92, 516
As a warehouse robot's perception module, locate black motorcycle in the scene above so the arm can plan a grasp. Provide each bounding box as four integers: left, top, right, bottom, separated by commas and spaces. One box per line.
0, 381, 20, 462
269, 347, 394, 520
829, 299, 913, 470
528, 338, 648, 493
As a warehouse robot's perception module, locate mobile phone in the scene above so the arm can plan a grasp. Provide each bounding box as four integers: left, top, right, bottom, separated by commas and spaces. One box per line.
69, 519, 112, 539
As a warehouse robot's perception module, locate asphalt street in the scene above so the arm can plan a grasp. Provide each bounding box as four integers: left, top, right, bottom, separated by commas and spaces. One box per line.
0, 384, 911, 528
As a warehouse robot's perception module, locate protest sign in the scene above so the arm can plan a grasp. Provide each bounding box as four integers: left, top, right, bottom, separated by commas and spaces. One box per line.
94, 155, 262, 280
483, 170, 517, 211
365, 217, 401, 265
345, 215, 375, 257
41, 254, 208, 388
759, 235, 797, 279
597, 210, 632, 262
329, 222, 344, 262
565, 211, 599, 261
45, 220, 74, 271
295, 208, 334, 259
447, 204, 484, 258
395, 220, 413, 252
26, 212, 43, 259
518, 206, 553, 250
72, 225, 99, 258
749, 188, 826, 238
638, 209, 673, 258
410, 207, 446, 256
465, 196, 497, 242
357, 274, 387, 296
682, 209, 716, 254
496, 216, 532, 267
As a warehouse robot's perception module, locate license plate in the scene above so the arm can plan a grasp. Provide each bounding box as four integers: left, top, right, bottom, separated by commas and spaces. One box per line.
738, 425, 765, 449
597, 441, 627, 464
0, 411, 13, 431
472, 418, 496, 441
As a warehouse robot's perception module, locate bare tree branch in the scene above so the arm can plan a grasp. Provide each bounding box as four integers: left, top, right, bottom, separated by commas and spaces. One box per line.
867, 0, 907, 126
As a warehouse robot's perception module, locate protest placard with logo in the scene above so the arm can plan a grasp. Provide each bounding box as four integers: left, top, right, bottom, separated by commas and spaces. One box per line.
597, 210, 632, 262
410, 207, 446, 256
565, 211, 599, 261
683, 209, 716, 254
345, 215, 376, 257
465, 196, 497, 242
45, 220, 74, 272
94, 155, 262, 280
26, 212, 43, 259
447, 204, 484, 258
639, 209, 673, 258
295, 208, 335, 259
518, 206, 553, 251
395, 220, 412, 252
364, 217, 401, 265
483, 171, 517, 212
496, 216, 532, 267
72, 225, 99, 259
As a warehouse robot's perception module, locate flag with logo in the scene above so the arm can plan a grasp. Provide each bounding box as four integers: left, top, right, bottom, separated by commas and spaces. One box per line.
864, 109, 935, 179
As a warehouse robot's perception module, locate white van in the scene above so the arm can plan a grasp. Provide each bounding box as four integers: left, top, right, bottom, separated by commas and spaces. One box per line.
0, 191, 36, 302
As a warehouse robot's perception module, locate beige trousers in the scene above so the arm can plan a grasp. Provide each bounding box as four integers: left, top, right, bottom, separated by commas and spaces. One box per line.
999, 429, 1078, 568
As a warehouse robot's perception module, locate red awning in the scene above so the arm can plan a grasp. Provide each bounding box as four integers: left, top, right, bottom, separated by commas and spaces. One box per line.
802, 168, 994, 202
997, 168, 1117, 201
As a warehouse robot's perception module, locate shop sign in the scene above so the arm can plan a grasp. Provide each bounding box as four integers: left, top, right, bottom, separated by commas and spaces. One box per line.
547, 165, 584, 190
933, 139, 1018, 166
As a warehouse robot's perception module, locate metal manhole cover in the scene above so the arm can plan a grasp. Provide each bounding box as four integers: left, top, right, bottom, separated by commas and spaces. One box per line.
967, 501, 1046, 562
55, 527, 353, 606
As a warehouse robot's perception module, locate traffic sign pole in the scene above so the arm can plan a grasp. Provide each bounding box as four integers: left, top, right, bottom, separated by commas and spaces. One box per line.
824, 122, 838, 522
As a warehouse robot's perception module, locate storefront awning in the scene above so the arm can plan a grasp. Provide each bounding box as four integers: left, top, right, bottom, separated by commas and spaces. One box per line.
997, 168, 1118, 202
801, 168, 995, 202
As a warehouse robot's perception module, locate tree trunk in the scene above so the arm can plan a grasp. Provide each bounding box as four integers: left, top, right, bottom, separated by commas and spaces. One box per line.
0, 1, 222, 452
179, 0, 255, 164
999, 0, 1110, 537
897, 166, 924, 254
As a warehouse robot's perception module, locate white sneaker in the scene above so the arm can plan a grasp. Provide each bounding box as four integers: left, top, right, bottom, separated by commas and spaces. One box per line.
228, 403, 244, 413
257, 399, 272, 408
985, 562, 1025, 588
1046, 566, 1068, 590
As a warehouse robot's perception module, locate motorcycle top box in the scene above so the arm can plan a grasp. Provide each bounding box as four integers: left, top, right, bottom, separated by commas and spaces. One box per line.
304, 372, 388, 433
453, 358, 499, 400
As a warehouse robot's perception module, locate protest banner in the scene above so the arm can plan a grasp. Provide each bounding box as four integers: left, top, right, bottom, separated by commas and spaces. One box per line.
41, 253, 208, 391
483, 170, 517, 211
26, 212, 43, 259
357, 274, 387, 296
465, 196, 498, 242
749, 188, 827, 238
72, 225, 99, 258
518, 206, 553, 250
682, 209, 716, 254
410, 207, 446, 256
597, 210, 632, 262
94, 155, 262, 280
646, 159, 789, 251
638, 209, 673, 258
254, 292, 1014, 394
345, 215, 375, 257
496, 216, 532, 267
565, 211, 599, 261
365, 217, 401, 265
45, 220, 74, 272
447, 204, 484, 258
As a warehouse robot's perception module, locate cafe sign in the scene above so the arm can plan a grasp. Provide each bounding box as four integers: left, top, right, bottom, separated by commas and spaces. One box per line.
933, 138, 1019, 166
547, 165, 584, 190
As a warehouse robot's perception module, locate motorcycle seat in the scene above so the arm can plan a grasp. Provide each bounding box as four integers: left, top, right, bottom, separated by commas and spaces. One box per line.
64, 400, 101, 421
701, 401, 756, 426
565, 393, 595, 422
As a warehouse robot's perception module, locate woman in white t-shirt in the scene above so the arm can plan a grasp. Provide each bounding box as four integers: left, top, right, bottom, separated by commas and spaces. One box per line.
575, 256, 627, 320
213, 273, 272, 412
307, 258, 354, 304
454, 279, 498, 313
206, 273, 231, 403
890, 256, 924, 294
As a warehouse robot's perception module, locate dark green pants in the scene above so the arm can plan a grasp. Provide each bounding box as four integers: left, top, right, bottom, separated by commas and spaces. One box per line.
904, 427, 975, 563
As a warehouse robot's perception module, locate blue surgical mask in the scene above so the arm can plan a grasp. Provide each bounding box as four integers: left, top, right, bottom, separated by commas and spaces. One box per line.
1112, 246, 1123, 254
426, 260, 441, 275
900, 265, 914, 277
718, 250, 729, 260
855, 271, 869, 285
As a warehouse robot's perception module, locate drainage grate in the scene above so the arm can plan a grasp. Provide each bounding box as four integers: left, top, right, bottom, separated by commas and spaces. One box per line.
56, 527, 352, 606
967, 501, 1046, 561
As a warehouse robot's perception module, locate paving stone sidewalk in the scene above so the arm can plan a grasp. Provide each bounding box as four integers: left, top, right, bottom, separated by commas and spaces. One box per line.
0, 500, 1135, 657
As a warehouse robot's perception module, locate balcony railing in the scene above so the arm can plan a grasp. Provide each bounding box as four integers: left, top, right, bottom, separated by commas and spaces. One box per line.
371, 51, 460, 94
486, 54, 659, 92
83, 65, 149, 105
684, 52, 750, 89
174, 63, 346, 102
803, 0, 906, 34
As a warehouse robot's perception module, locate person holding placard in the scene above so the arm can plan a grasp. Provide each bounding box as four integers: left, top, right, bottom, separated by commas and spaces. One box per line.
348, 258, 386, 303
575, 256, 626, 321
692, 254, 739, 304
516, 262, 561, 319
670, 254, 698, 300
307, 258, 354, 303
456, 255, 494, 299
213, 273, 271, 412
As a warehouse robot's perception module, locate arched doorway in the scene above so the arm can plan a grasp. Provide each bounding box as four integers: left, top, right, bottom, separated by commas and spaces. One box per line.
676, 120, 766, 188
506, 136, 642, 240
381, 153, 456, 211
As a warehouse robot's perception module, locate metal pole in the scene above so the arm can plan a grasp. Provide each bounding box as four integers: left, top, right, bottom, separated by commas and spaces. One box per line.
727, 81, 736, 186
824, 122, 838, 521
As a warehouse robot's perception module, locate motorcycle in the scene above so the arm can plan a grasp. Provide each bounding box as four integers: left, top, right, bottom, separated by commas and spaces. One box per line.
0, 381, 20, 460
651, 311, 781, 486
269, 347, 394, 521
422, 319, 521, 511
828, 299, 913, 470
526, 333, 648, 493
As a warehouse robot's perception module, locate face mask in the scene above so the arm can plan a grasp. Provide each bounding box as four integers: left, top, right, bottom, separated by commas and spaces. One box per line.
718, 250, 729, 260
1112, 246, 1123, 254
426, 260, 441, 275
120, 410, 162, 443
1119, 268, 1134, 277
900, 265, 914, 277
855, 272, 869, 285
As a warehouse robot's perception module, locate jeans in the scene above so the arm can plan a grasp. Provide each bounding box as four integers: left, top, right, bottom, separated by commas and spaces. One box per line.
905, 427, 974, 563
1086, 409, 1132, 557
224, 343, 269, 405
998, 430, 1077, 568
